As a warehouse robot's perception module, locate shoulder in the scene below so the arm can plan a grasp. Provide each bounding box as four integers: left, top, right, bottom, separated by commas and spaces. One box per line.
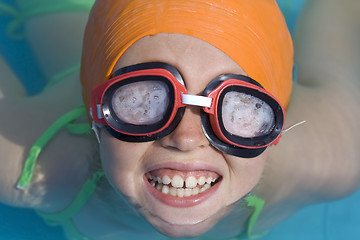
275, 83, 360, 200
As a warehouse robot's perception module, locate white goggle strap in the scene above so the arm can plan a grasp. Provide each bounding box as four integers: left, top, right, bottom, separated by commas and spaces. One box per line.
281, 120, 306, 135
89, 104, 104, 120
89, 105, 103, 143
181, 92, 212, 108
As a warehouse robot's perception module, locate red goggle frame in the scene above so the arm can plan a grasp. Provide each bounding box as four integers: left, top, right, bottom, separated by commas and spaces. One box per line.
90, 62, 285, 158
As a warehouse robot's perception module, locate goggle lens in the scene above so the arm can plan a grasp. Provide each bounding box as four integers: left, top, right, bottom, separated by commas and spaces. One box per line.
221, 91, 275, 138
111, 80, 170, 125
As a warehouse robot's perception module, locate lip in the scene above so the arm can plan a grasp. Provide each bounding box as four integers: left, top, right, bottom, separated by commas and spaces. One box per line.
144, 175, 221, 208
143, 162, 223, 208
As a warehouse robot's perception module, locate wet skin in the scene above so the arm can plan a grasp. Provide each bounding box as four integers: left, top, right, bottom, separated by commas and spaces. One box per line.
99, 33, 268, 238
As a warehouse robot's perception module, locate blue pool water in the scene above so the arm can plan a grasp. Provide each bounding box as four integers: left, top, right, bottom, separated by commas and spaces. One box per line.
0, 0, 46, 95
1, 0, 360, 239
1, 191, 360, 240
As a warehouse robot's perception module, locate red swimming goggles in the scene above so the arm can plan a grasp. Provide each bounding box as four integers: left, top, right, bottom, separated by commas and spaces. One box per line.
90, 62, 285, 158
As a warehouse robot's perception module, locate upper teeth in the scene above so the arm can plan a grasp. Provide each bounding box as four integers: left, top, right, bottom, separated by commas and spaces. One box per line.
146, 173, 219, 197
147, 174, 217, 188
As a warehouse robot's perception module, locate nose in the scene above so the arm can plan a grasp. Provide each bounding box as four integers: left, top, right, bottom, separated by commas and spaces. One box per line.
158, 107, 210, 152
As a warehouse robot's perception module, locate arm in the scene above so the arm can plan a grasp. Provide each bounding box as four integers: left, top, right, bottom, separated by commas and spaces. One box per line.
0, 11, 97, 211
0, 55, 97, 210
254, 0, 360, 232
289, 0, 360, 198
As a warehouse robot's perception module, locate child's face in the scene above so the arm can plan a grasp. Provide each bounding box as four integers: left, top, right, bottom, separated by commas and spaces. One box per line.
99, 33, 267, 238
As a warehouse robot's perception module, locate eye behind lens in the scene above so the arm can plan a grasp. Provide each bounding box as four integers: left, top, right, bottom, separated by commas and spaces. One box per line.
221, 91, 275, 138
111, 81, 170, 125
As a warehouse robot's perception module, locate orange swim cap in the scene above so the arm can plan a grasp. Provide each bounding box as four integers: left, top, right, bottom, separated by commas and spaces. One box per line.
81, 0, 293, 112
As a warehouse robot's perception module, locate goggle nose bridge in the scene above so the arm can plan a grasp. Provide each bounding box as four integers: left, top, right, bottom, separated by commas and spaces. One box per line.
181, 92, 213, 108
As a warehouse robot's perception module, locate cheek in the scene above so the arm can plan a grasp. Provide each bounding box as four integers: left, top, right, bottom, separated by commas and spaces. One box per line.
99, 130, 151, 197
225, 153, 267, 201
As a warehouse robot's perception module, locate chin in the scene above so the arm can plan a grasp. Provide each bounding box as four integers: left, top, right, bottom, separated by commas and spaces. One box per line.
136, 179, 234, 239
144, 208, 226, 238
155, 222, 214, 238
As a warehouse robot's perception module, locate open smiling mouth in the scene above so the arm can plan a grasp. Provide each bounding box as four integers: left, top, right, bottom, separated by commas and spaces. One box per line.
146, 170, 222, 198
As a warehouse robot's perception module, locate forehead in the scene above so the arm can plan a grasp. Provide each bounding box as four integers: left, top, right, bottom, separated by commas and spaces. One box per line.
113, 33, 247, 94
